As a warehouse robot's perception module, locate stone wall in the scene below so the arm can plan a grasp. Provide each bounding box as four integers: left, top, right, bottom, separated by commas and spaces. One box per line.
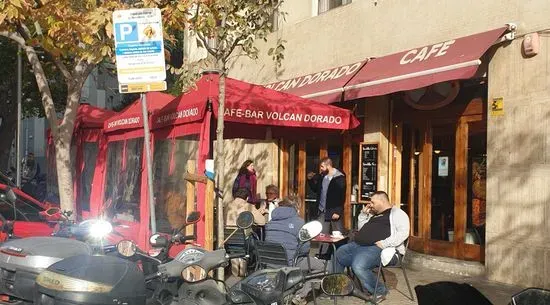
229, 0, 550, 85
487, 34, 550, 288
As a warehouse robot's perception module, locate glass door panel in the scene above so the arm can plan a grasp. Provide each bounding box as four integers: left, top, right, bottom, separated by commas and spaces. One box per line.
305, 141, 321, 222
467, 121, 487, 245
400, 124, 422, 237
430, 124, 455, 241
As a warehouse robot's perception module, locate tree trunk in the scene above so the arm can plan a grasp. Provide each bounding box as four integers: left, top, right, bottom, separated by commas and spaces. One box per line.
53, 128, 73, 212
215, 65, 226, 281
21, 44, 85, 214
53, 85, 84, 214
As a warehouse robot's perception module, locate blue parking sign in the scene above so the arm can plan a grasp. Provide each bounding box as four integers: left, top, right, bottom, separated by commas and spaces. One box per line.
115, 22, 138, 42
112, 8, 166, 87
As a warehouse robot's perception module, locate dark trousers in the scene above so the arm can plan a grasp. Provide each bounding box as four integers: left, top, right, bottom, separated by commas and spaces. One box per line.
317, 211, 343, 255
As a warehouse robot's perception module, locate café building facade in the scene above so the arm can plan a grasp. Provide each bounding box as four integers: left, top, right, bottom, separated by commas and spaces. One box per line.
227, 0, 550, 289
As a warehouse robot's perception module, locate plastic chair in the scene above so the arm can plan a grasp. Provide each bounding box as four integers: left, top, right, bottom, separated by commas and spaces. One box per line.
373, 240, 414, 303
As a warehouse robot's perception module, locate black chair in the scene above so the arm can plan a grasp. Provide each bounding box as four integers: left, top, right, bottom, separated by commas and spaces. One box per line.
224, 226, 247, 256
255, 240, 318, 305
255, 240, 289, 269
224, 226, 257, 275
414, 281, 492, 305
373, 240, 414, 303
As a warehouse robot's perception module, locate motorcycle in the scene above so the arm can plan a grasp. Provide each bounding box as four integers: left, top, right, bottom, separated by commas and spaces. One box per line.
33, 211, 202, 305
173, 213, 326, 305
0, 217, 113, 305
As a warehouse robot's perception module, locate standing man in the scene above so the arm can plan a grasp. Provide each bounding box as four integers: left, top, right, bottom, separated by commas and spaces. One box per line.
317, 157, 346, 238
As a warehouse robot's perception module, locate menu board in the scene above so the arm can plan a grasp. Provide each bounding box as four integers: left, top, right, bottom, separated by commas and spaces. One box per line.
359, 142, 378, 202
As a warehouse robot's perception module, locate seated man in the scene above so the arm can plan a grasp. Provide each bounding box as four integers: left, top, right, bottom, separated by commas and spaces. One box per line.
265, 195, 325, 305
263, 184, 280, 221
225, 187, 266, 227
334, 191, 410, 301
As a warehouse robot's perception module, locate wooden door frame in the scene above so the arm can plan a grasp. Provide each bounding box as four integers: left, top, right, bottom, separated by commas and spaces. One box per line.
393, 98, 486, 262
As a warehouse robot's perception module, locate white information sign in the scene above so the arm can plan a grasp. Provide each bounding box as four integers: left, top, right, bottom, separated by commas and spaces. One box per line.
438, 156, 449, 177
113, 8, 166, 90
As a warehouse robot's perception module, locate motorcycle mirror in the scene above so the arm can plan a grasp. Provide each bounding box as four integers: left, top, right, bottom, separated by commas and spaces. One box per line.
116, 240, 137, 257
150, 233, 169, 248
236, 211, 254, 229
45, 207, 61, 217
186, 211, 201, 224
298, 220, 323, 242
181, 265, 207, 283
40, 207, 61, 221
5, 188, 16, 204
321, 274, 354, 296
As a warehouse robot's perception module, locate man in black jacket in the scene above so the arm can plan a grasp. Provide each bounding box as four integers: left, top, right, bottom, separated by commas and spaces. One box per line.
316, 157, 346, 240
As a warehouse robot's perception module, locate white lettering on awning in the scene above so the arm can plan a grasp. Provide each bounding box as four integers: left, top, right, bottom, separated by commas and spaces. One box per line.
224, 108, 343, 126
265, 61, 363, 92
107, 117, 140, 129
400, 39, 456, 65
156, 107, 200, 125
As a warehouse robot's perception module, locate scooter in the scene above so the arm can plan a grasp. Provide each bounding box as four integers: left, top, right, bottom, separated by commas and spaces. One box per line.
33, 211, 202, 305
0, 218, 113, 305
173, 213, 327, 305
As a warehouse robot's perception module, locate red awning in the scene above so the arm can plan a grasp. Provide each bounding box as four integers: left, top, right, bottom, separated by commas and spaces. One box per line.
104, 92, 175, 133
208, 74, 360, 130
265, 60, 367, 104
75, 104, 117, 129
343, 27, 508, 100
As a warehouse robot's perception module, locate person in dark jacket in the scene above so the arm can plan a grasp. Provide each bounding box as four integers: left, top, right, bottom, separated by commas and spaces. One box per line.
316, 157, 346, 236
265, 195, 308, 263
265, 195, 325, 305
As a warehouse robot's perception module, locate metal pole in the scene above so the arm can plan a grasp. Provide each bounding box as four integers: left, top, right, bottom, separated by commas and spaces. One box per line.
140, 93, 157, 234
15, 46, 22, 188
215, 70, 226, 282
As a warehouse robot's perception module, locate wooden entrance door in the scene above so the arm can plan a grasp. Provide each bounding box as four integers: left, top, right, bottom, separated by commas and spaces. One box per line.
393, 95, 486, 262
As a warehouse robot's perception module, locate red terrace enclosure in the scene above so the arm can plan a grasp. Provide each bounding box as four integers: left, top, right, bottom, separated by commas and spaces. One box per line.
88, 92, 178, 250
87, 74, 359, 252
46, 104, 116, 219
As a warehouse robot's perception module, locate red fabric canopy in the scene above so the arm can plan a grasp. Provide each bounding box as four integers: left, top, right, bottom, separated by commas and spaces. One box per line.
103, 92, 176, 133
344, 27, 508, 100
75, 104, 116, 129
160, 74, 360, 132
264, 60, 367, 104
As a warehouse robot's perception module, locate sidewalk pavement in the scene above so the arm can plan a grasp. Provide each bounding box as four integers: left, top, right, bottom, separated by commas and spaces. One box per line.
227, 263, 522, 305
308, 263, 521, 305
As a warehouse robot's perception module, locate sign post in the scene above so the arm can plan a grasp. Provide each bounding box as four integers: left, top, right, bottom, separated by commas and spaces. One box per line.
113, 8, 167, 233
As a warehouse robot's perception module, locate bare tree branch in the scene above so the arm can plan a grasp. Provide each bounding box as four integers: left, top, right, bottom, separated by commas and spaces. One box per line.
53, 57, 72, 80
196, 31, 219, 57
18, 23, 32, 40
0, 31, 26, 48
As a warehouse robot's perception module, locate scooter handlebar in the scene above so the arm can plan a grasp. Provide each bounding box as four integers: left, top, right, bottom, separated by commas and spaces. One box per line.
303, 270, 327, 281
